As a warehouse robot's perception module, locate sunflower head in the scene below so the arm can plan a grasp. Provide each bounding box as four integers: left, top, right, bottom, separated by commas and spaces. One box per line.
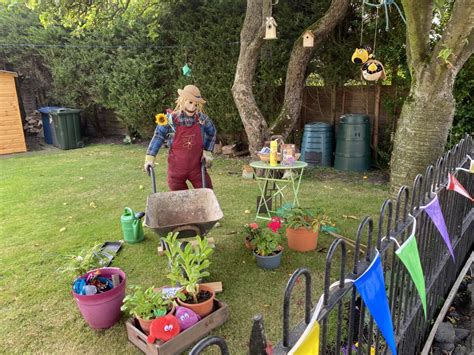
155, 113, 168, 126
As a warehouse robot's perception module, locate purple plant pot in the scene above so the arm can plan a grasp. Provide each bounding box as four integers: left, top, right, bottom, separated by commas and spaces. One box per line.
73, 267, 126, 329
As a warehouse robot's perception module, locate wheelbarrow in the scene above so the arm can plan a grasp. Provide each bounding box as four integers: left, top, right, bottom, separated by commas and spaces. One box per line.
144, 163, 223, 251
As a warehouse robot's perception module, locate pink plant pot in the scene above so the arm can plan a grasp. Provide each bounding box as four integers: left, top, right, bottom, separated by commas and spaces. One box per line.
73, 267, 126, 329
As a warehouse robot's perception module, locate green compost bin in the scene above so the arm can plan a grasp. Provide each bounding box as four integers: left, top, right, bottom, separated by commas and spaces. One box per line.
334, 114, 371, 171
50, 108, 83, 150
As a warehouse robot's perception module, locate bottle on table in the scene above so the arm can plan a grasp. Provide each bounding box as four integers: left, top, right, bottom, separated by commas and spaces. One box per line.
270, 140, 278, 166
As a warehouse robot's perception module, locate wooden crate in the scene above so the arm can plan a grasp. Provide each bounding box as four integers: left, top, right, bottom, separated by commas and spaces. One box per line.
126, 300, 229, 355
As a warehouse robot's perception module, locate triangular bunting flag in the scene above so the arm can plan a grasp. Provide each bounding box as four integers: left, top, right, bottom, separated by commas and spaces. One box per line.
456, 155, 474, 173
421, 195, 455, 262
448, 173, 473, 201
289, 292, 323, 355
288, 320, 320, 355
354, 252, 397, 355
395, 232, 427, 319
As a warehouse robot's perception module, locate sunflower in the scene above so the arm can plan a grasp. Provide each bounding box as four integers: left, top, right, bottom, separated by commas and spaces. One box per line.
155, 113, 167, 126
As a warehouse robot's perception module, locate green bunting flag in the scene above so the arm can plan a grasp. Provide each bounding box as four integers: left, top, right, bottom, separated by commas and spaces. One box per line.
395, 224, 427, 319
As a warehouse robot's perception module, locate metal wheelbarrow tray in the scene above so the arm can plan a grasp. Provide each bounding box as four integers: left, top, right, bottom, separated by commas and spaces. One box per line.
144, 165, 223, 238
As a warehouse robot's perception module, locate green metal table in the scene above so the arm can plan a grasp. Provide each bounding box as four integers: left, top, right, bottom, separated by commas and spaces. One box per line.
250, 161, 308, 221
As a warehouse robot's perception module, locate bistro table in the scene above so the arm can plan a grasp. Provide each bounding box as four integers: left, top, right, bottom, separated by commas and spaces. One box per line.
250, 160, 308, 221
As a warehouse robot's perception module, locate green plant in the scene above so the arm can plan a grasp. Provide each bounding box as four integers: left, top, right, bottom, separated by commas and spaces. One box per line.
243, 222, 260, 244
277, 206, 334, 232
252, 217, 283, 256
121, 286, 172, 320
58, 243, 112, 279
162, 233, 214, 304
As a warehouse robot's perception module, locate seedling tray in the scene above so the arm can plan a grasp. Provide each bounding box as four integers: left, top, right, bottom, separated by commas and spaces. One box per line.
126, 300, 229, 355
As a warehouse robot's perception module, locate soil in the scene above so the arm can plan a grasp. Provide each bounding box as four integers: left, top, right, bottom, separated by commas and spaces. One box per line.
184, 290, 212, 304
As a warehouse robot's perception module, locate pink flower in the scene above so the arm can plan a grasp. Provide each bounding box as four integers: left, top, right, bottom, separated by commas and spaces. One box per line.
249, 223, 259, 230
267, 217, 282, 233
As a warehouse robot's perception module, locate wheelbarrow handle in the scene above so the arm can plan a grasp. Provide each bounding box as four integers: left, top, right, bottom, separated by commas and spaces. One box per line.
201, 160, 206, 189
148, 161, 205, 193
147, 165, 157, 194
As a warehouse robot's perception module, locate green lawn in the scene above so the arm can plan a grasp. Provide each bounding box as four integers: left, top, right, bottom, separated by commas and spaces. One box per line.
0, 144, 388, 353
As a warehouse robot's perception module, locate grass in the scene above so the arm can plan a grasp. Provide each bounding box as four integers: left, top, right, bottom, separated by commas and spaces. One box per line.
0, 144, 388, 353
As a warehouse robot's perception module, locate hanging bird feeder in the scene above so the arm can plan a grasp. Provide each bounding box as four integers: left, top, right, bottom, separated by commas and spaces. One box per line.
264, 17, 278, 40
302, 31, 315, 48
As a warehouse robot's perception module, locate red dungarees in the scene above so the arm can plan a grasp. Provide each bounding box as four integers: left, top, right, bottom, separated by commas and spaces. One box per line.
167, 117, 213, 191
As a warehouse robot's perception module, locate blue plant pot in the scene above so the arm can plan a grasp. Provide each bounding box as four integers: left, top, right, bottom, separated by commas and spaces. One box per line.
254, 248, 283, 270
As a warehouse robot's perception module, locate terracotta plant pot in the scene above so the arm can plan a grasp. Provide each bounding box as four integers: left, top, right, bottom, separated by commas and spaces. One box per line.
244, 236, 255, 250
137, 304, 175, 335
177, 284, 215, 318
137, 317, 154, 335
286, 227, 318, 252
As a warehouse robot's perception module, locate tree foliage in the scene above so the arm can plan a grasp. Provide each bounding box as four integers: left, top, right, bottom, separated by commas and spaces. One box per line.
0, 0, 471, 147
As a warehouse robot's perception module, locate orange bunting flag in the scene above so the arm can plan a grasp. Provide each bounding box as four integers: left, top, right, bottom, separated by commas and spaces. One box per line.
447, 173, 473, 201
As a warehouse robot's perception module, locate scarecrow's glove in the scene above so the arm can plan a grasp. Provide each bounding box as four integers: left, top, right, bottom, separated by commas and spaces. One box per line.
144, 155, 155, 172
203, 151, 213, 169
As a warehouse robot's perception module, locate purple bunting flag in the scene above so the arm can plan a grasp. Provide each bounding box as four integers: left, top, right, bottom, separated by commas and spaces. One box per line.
420, 195, 455, 262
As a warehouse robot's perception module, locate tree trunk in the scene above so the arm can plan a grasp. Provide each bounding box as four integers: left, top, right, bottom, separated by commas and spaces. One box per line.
271, 0, 349, 139
232, 0, 349, 156
389, 0, 474, 196
389, 78, 455, 195
231, 0, 270, 158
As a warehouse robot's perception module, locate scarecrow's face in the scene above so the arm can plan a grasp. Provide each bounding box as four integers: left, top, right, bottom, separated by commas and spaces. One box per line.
184, 100, 198, 114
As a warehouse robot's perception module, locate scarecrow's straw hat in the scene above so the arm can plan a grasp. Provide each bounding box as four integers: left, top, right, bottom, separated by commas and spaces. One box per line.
177, 85, 206, 104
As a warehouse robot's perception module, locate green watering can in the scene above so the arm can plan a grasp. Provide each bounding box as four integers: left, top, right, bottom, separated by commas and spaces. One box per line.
121, 207, 145, 244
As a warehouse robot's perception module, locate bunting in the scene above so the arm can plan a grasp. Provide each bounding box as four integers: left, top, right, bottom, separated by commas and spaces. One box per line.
394, 216, 427, 319
288, 289, 323, 355
447, 173, 473, 201
455, 155, 474, 173
354, 252, 397, 355
420, 195, 454, 262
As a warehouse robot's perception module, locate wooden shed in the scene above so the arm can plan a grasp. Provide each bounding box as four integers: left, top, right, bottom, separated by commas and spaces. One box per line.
0, 70, 27, 154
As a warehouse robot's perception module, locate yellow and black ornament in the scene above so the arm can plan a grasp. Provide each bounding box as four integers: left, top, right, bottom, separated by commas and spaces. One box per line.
361, 59, 386, 81
351, 47, 373, 64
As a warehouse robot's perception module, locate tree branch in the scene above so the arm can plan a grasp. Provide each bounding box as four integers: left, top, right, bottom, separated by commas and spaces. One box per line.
270, 0, 350, 136
400, 0, 433, 76
431, 0, 474, 76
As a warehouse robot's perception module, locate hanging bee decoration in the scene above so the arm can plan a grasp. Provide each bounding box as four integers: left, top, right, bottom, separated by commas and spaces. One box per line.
351, 45, 386, 82
361, 59, 386, 81
351, 46, 373, 64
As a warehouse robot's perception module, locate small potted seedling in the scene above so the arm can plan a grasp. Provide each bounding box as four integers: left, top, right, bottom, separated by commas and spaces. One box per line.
162, 233, 215, 318
121, 285, 174, 335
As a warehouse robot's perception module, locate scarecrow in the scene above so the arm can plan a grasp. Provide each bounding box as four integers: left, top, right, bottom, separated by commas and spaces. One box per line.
144, 85, 216, 191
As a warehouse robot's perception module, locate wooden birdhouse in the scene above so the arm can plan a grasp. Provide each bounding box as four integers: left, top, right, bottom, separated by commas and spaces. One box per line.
0, 71, 27, 155
264, 17, 277, 40
303, 31, 314, 47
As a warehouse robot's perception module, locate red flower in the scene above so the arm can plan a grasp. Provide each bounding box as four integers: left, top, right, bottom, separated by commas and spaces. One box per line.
249, 223, 259, 230
267, 217, 282, 233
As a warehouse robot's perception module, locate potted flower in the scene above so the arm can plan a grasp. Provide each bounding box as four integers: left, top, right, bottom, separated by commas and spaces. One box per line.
60, 243, 126, 329
243, 222, 260, 250
162, 233, 215, 318
279, 207, 333, 252
253, 217, 284, 270
121, 285, 174, 335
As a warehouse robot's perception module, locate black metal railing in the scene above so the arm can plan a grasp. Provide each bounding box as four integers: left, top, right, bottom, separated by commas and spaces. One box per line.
191, 135, 473, 355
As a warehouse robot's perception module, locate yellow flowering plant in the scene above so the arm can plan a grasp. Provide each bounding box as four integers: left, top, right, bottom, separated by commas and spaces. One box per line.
154, 112, 175, 132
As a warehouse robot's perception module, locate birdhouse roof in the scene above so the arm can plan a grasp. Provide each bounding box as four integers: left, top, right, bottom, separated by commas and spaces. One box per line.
303, 31, 314, 38
266, 17, 278, 27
